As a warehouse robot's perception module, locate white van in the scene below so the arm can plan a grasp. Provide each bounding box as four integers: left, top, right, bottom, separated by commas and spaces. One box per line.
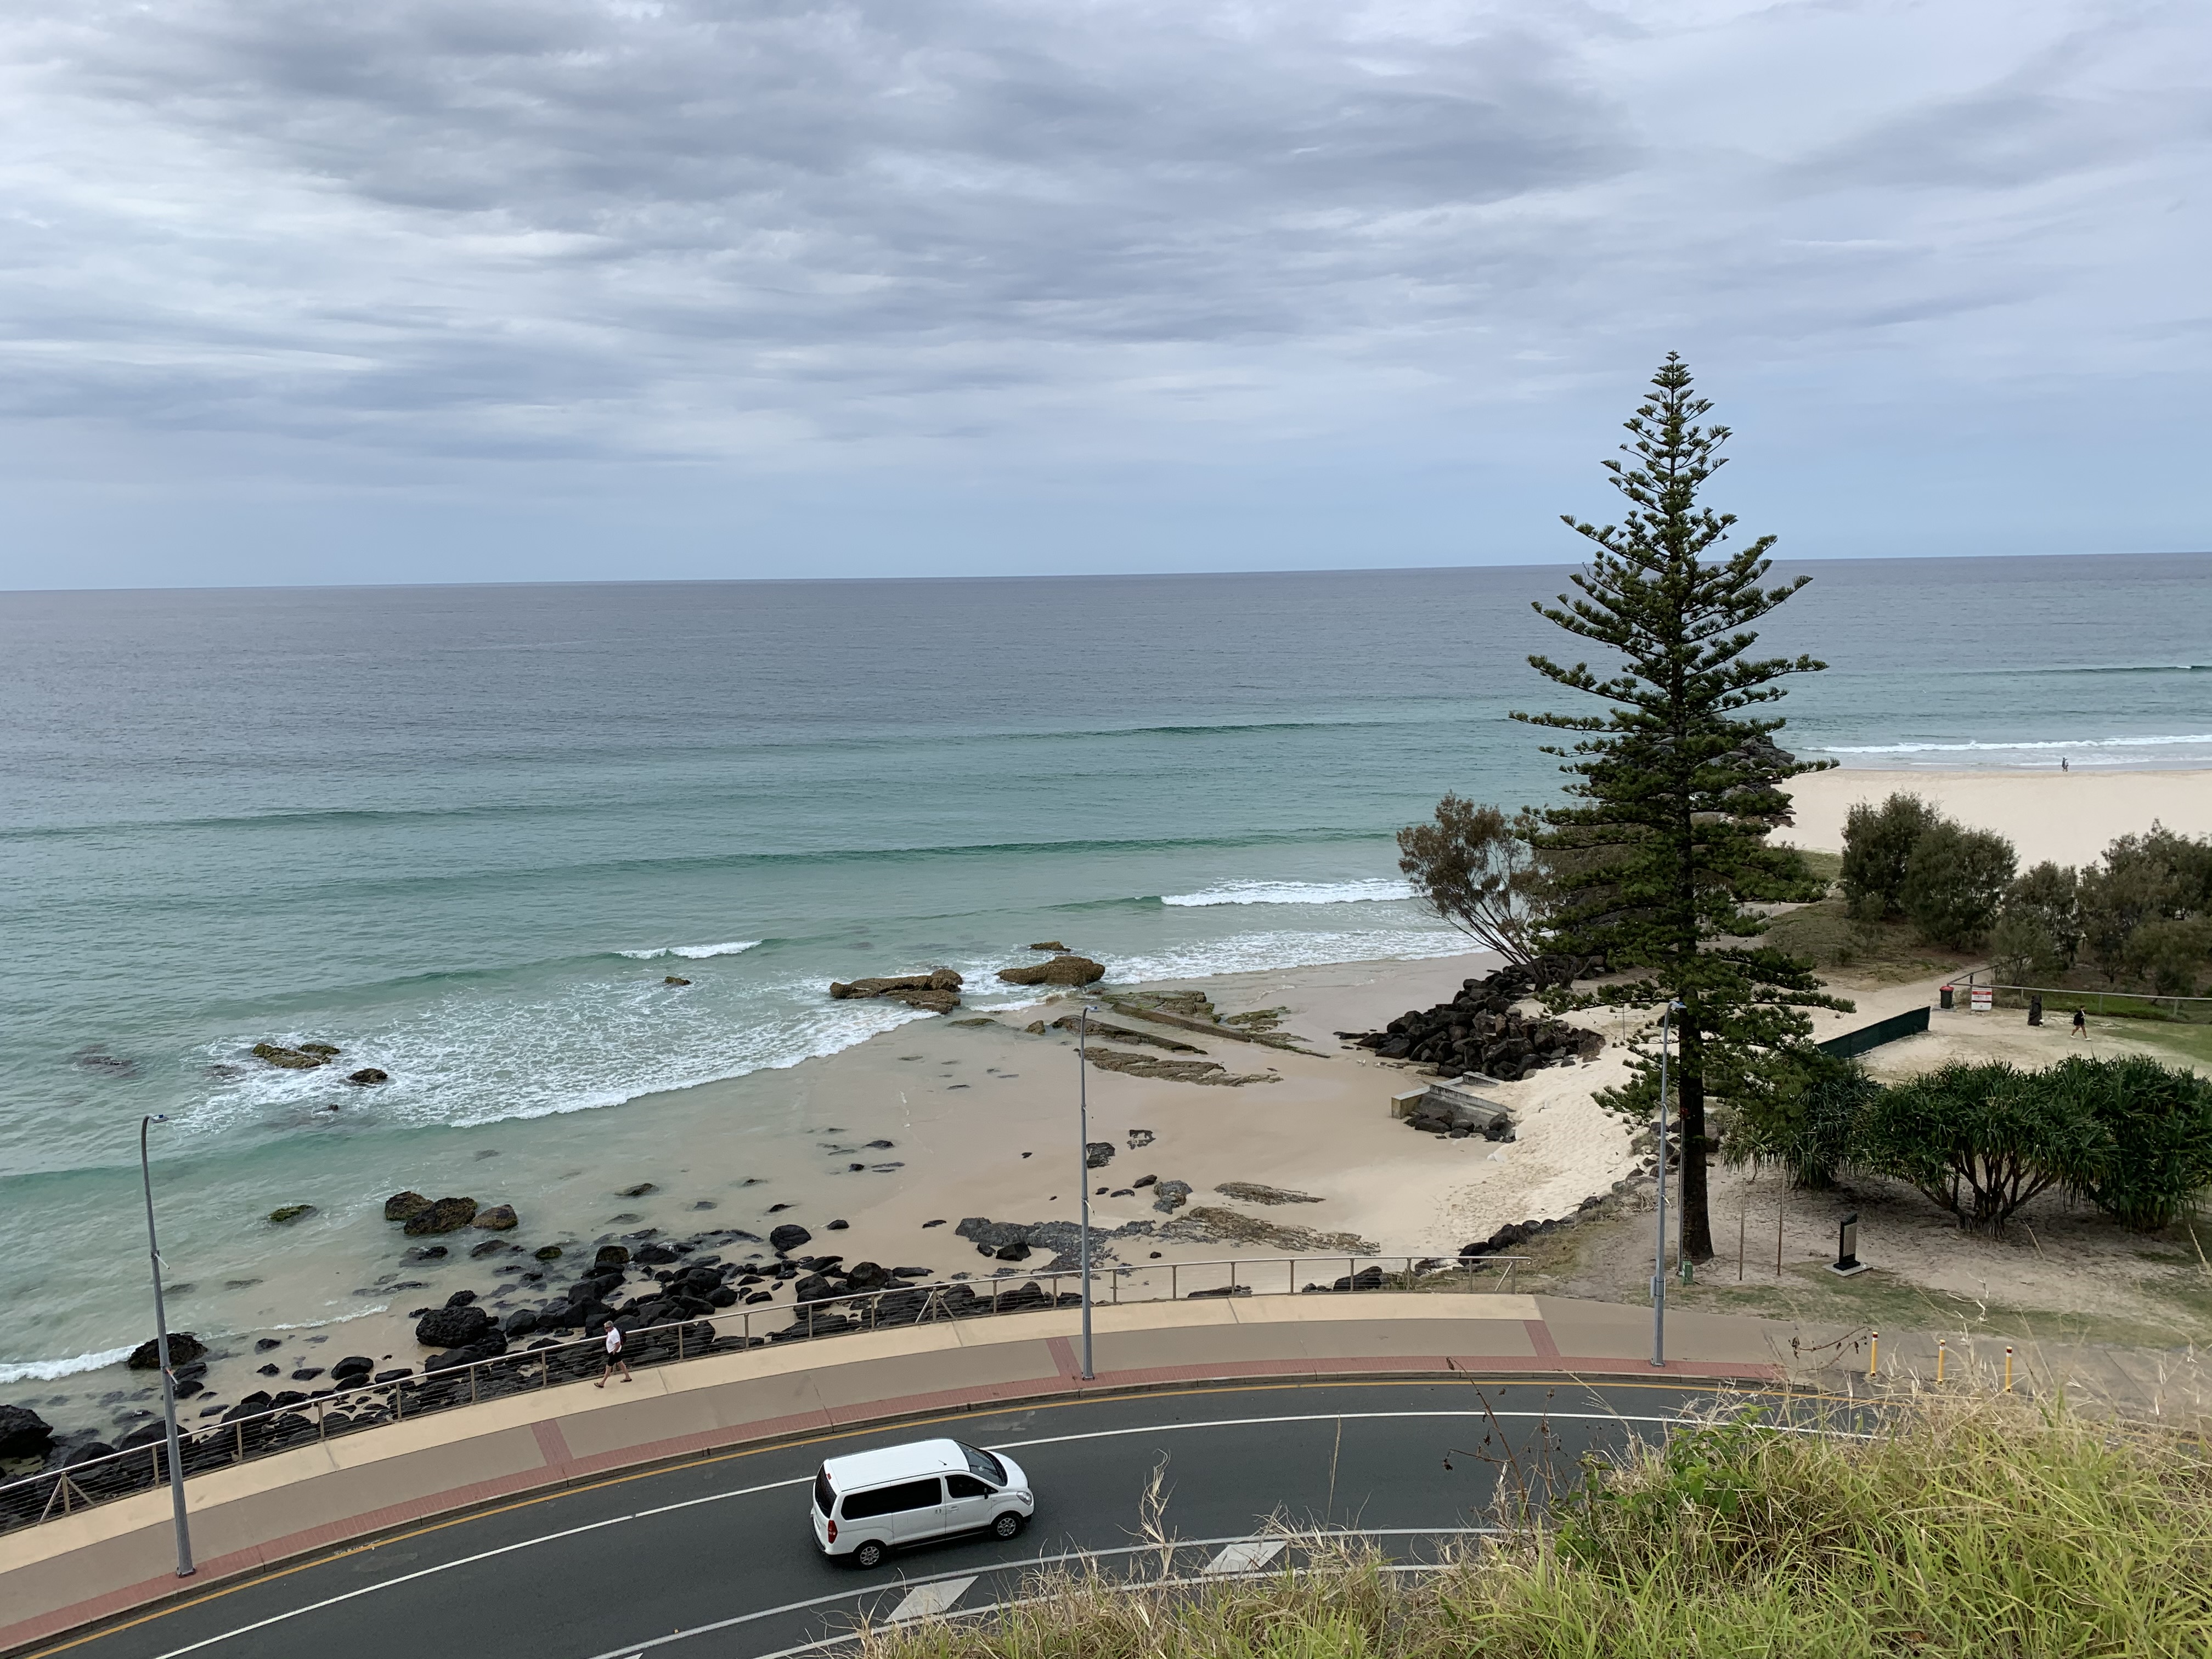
811, 1437, 1034, 1568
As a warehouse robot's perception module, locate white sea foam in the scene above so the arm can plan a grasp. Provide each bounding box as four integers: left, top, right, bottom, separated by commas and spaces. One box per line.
1161, 879, 1414, 907
1821, 733, 2212, 755
0, 1343, 137, 1385
1109, 926, 1479, 984
264, 1306, 387, 1331
616, 940, 763, 960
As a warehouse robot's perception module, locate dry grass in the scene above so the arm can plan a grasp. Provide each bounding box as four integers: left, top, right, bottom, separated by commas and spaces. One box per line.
862, 1397, 2212, 1659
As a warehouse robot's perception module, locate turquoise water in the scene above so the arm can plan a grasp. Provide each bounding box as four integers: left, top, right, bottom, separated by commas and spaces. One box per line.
2, 554, 2207, 1379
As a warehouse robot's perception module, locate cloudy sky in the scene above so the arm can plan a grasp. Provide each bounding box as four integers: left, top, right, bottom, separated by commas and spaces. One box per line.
2, 0, 2205, 587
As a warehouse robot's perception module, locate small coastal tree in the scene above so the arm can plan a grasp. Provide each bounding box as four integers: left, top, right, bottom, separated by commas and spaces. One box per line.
1396, 796, 1548, 966
1839, 793, 1939, 921
1515, 353, 1845, 1262
1900, 820, 2016, 948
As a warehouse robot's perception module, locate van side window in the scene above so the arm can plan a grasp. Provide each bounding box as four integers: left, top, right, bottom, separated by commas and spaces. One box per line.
946, 1474, 992, 1499
842, 1478, 942, 1520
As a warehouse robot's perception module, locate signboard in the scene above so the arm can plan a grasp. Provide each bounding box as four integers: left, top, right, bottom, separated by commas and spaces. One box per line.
1971, 985, 1994, 1013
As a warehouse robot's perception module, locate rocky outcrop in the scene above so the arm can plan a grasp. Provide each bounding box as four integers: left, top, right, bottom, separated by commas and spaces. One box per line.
1049, 1014, 1200, 1053
472, 1204, 518, 1231
252, 1042, 329, 1070
1344, 960, 1602, 1080
126, 1333, 206, 1370
0, 1403, 54, 1459
996, 954, 1105, 986
831, 968, 964, 1013
1085, 1141, 1115, 1169
267, 1204, 315, 1224
1086, 1048, 1277, 1086
414, 1305, 493, 1348
769, 1223, 813, 1254
403, 1197, 479, 1236
1104, 994, 1308, 1051
385, 1190, 431, 1222
1152, 1180, 1192, 1214
1214, 1182, 1321, 1205
345, 1068, 390, 1085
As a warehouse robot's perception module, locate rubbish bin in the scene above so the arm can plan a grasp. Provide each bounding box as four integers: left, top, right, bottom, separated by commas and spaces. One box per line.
1939, 984, 1954, 1010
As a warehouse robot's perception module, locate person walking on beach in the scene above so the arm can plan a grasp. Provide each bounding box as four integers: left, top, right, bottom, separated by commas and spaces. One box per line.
2061, 757, 2069, 772
597, 1318, 632, 1386
2072, 1007, 2089, 1040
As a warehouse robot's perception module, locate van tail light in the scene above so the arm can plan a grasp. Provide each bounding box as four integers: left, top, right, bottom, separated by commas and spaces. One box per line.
827, 1519, 838, 1543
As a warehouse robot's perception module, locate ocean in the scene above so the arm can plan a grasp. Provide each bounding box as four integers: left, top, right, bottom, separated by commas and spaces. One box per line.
2, 551, 2207, 1383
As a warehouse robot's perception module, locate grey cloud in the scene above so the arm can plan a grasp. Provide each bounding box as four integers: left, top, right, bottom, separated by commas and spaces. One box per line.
0, 0, 2205, 487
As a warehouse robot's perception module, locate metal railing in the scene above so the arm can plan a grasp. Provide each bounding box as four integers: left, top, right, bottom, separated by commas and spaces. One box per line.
0, 1250, 1524, 1533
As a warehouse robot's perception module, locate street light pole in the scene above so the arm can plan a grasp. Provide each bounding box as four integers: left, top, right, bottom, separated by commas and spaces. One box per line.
1651, 1003, 1678, 1370
1076, 1006, 1096, 1381
139, 1114, 195, 1578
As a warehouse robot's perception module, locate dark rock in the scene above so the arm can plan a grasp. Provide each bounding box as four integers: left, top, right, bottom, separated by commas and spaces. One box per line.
769, 1223, 812, 1254
472, 1205, 519, 1231
414, 1305, 493, 1348
469, 1238, 506, 1259
127, 1333, 205, 1370
843, 1261, 891, 1292
256, 1363, 280, 1376
955, 1217, 1032, 1252
707, 1286, 738, 1307
992, 1240, 1032, 1262
592, 1244, 631, 1268
173, 1377, 206, 1398
995, 954, 1106, 986
331, 1355, 375, 1379
346, 1068, 390, 1085
445, 1289, 479, 1307
385, 1190, 432, 1221
634, 1242, 679, 1265
252, 1042, 328, 1070
1085, 1141, 1114, 1169
922, 1218, 946, 1228
826, 1218, 849, 1231
829, 968, 964, 1009
1151, 1180, 1192, 1214
534, 1245, 565, 1261
373, 1368, 411, 1384
663, 975, 691, 986
116, 1423, 170, 1452
289, 1368, 324, 1382
1133, 1173, 1157, 1188
892, 1266, 931, 1277
504, 1308, 539, 1336
403, 1197, 479, 1236
404, 1245, 449, 1261
0, 1404, 54, 1459
268, 1204, 315, 1224
792, 1273, 839, 1304
254, 1336, 282, 1352
622, 1182, 657, 1198
66, 1441, 118, 1466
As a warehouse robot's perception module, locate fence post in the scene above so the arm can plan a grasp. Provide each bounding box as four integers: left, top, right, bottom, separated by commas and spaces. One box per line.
469, 1365, 478, 1407
317, 1397, 327, 1441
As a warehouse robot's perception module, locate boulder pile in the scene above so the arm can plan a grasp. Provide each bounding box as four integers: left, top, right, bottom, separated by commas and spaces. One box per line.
830, 968, 963, 1013
1344, 960, 1602, 1080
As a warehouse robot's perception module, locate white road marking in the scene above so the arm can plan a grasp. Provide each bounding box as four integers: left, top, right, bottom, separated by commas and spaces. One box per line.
1202, 1540, 1283, 1575
885, 1577, 976, 1622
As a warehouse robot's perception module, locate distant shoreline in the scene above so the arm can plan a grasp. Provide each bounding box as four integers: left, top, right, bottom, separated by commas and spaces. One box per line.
1784, 766, 2212, 867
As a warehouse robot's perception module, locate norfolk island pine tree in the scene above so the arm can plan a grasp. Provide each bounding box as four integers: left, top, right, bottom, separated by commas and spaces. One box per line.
1515, 354, 1847, 1262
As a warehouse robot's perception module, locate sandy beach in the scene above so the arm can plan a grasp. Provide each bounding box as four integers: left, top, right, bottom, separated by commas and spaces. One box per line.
1785, 766, 2212, 867
42, 949, 1640, 1440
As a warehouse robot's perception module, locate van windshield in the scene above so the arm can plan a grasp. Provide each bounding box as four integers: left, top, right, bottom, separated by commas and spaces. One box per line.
956, 1442, 1006, 1485
814, 1468, 836, 1516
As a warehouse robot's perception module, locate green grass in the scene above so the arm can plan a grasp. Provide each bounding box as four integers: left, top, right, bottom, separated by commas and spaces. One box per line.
1763, 899, 1965, 984
865, 1401, 2212, 1659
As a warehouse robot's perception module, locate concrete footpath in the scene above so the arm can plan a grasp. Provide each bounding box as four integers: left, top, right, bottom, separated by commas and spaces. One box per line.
1, 1291, 1787, 1652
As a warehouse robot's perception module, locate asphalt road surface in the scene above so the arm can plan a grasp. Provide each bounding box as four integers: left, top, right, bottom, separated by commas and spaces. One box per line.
41, 1377, 1786, 1659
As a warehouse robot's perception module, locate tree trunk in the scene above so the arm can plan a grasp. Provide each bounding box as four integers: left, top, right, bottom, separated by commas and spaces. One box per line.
1675, 1019, 1716, 1262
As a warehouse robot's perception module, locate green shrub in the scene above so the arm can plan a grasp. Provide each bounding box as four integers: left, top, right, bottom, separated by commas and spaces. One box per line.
1849, 1060, 2103, 1232
1995, 859, 2080, 976
2123, 917, 2212, 997
1899, 821, 2017, 949
1723, 1057, 1877, 1189
1838, 792, 1937, 921
2050, 1052, 2212, 1230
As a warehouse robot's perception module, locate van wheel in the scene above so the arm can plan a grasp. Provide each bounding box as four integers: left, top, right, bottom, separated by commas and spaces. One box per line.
852, 1541, 887, 1569
991, 1512, 1025, 1539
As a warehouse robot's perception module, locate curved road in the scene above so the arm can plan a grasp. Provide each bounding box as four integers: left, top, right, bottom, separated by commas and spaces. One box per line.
34, 1378, 1783, 1659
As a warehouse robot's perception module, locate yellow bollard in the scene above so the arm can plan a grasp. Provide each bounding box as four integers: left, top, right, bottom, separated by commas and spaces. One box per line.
2005, 1345, 2015, 1392
1936, 1338, 1946, 1384
1869, 1329, 1879, 1377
